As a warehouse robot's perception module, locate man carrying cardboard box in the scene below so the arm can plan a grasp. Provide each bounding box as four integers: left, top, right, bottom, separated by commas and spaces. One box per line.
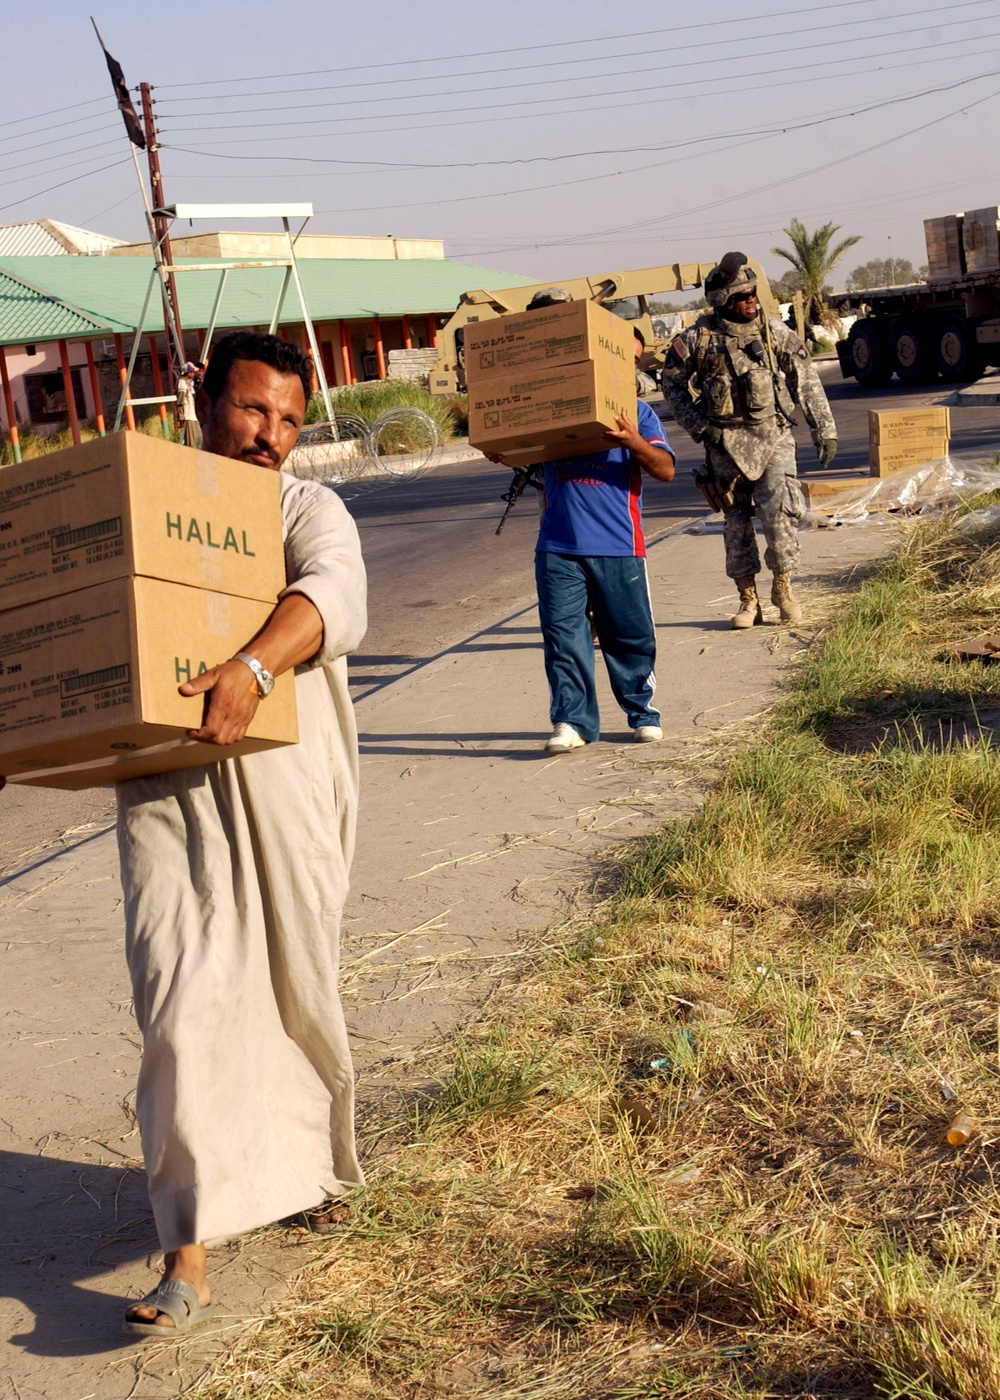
488, 293, 676, 756
0, 333, 368, 1334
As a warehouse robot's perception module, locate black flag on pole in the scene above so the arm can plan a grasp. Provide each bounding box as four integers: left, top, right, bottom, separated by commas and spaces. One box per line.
91, 19, 146, 149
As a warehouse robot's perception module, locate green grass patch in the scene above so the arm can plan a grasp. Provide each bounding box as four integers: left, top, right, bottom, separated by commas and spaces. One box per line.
195, 510, 1000, 1398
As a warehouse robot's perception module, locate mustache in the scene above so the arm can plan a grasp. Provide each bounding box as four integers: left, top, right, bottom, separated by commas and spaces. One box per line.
241, 444, 280, 466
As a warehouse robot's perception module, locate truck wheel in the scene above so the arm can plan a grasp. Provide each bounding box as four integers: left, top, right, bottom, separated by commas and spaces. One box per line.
846, 320, 891, 385
934, 315, 986, 382
890, 316, 937, 383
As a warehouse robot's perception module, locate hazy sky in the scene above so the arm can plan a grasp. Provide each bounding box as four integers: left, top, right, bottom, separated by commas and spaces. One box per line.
3, 0, 999, 291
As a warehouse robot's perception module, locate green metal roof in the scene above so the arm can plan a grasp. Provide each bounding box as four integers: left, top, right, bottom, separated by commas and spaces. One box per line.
0, 254, 537, 347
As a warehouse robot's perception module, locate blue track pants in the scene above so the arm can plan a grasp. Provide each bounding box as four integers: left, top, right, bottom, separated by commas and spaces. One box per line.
534, 551, 660, 743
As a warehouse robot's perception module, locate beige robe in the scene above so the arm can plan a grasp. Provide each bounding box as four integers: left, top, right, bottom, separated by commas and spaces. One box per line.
116, 474, 367, 1252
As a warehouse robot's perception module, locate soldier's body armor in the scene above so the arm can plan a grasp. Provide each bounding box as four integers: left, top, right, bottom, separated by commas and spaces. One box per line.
662, 312, 832, 482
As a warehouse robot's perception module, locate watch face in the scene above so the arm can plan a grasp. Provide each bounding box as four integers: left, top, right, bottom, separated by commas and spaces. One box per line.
259, 669, 275, 697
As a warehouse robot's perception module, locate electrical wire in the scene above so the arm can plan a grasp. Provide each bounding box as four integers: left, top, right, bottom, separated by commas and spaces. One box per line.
0, 113, 120, 153
157, 31, 1000, 142
454, 86, 1000, 257
151, 0, 995, 107
0, 157, 133, 217
151, 0, 986, 89
0, 94, 108, 133
159, 16, 998, 121
0, 134, 125, 178
160, 66, 1000, 176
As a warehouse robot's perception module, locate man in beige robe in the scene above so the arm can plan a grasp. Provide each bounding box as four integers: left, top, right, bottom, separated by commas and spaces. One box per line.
117, 333, 367, 1333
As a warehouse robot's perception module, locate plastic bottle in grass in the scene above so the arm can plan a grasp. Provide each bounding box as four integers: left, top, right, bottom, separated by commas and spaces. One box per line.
945, 1110, 975, 1147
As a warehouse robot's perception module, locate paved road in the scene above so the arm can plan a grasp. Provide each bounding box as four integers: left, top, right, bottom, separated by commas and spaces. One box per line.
2, 365, 997, 871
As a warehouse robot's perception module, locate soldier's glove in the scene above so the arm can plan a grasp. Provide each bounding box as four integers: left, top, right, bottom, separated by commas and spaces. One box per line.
817, 438, 838, 469
701, 425, 725, 450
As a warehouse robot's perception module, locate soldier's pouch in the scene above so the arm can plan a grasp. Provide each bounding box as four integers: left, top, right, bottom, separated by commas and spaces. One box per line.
781, 471, 806, 521
703, 356, 735, 419
741, 366, 774, 419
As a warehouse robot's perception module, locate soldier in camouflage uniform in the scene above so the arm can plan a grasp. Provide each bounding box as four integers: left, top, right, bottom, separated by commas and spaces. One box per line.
660, 252, 837, 627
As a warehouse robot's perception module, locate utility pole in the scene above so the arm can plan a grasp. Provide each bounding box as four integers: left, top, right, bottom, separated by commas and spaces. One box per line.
139, 82, 185, 383
888, 235, 896, 287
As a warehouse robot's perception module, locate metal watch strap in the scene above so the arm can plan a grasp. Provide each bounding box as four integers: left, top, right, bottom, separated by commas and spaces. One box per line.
233, 651, 274, 697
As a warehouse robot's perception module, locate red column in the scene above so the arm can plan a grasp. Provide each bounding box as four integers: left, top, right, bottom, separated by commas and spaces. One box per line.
84, 341, 106, 436
148, 335, 170, 436
401, 315, 412, 350
58, 339, 81, 444
338, 320, 356, 385
372, 317, 386, 380
0, 344, 21, 461
195, 327, 206, 358
114, 334, 136, 431
425, 315, 438, 348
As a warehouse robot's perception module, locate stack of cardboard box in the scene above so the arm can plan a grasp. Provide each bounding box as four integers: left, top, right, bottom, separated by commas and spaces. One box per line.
0, 435, 297, 790
465, 300, 636, 469
924, 215, 965, 280
963, 206, 1000, 273
868, 407, 950, 477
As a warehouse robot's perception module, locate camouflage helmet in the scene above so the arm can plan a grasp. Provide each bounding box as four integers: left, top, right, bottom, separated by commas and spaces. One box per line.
705, 251, 757, 308
527, 286, 573, 310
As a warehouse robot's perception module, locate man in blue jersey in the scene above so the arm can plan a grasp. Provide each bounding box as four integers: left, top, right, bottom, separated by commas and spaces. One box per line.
490, 293, 676, 756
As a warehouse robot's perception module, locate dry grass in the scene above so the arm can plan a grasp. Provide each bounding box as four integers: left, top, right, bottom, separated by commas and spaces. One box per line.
194, 511, 1000, 1400
0, 413, 176, 465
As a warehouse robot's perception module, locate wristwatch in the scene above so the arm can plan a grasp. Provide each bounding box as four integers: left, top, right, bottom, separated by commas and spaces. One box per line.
233, 651, 275, 698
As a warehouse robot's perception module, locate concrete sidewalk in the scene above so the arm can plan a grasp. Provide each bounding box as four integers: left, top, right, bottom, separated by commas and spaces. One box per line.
0, 518, 892, 1399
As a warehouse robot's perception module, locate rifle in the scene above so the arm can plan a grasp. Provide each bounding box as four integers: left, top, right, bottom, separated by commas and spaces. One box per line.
495, 466, 544, 535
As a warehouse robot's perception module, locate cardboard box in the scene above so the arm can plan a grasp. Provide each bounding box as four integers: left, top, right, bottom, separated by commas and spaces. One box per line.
0, 577, 298, 790
924, 214, 965, 279
464, 299, 632, 375
868, 407, 951, 444
0, 433, 286, 612
466, 301, 636, 458
799, 473, 871, 508
963, 206, 1000, 273
870, 441, 950, 478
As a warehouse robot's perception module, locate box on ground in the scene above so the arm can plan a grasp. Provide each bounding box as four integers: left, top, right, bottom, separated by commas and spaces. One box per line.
800, 473, 871, 508
0, 433, 286, 612
870, 441, 950, 478
868, 407, 951, 444
0, 577, 297, 790
466, 300, 636, 459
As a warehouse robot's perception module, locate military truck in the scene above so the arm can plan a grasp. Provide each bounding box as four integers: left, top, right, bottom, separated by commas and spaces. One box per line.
429, 260, 782, 395
838, 207, 1000, 386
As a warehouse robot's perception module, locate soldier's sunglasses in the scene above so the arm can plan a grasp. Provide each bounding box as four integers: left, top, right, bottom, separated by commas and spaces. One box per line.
728, 290, 757, 303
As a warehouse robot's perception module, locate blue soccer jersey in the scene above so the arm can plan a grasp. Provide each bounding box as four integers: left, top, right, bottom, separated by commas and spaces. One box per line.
535, 400, 670, 558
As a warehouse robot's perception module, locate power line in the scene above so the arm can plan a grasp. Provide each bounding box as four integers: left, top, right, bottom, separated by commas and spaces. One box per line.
158, 31, 1000, 141
151, 0, 995, 107
160, 63, 1000, 174
0, 94, 107, 134
0, 113, 119, 153
0, 133, 124, 178
151, 0, 977, 90
157, 14, 997, 121
0, 156, 133, 217
455, 86, 1000, 257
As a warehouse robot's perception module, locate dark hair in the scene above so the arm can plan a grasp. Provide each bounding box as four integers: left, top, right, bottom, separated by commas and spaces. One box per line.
633, 327, 645, 347
200, 332, 313, 407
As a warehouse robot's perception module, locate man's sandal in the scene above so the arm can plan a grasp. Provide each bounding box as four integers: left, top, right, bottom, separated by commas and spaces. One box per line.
122, 1279, 215, 1337
301, 1199, 352, 1235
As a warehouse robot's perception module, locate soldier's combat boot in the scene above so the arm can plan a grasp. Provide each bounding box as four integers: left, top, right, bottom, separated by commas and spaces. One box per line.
731, 575, 763, 630
771, 572, 803, 624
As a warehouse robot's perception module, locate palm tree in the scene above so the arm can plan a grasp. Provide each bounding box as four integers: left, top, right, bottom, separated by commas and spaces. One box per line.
771, 219, 861, 328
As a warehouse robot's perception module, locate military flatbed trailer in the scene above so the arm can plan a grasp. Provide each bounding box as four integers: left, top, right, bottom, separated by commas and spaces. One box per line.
838, 270, 1000, 386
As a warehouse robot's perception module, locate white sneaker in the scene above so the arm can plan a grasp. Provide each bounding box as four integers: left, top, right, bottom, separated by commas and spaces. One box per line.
544, 723, 586, 756
633, 725, 663, 743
